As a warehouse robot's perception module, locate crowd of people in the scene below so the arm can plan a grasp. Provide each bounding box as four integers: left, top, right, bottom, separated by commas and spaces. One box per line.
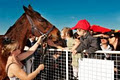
2, 19, 120, 80
48, 19, 120, 79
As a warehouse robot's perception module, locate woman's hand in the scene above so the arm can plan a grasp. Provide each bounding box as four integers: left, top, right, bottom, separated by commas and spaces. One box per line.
37, 34, 47, 44
38, 64, 44, 71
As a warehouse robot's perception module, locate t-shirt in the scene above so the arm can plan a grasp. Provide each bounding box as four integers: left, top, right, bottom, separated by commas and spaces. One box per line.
66, 37, 75, 49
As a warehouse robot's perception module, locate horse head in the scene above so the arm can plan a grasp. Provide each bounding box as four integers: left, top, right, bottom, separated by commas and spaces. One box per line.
24, 5, 62, 45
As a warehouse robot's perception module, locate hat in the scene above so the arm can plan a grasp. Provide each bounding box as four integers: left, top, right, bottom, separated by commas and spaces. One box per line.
71, 19, 90, 31
90, 25, 111, 33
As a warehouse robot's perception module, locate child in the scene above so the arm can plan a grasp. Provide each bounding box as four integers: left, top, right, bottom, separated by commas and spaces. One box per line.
71, 32, 81, 79
71, 19, 98, 58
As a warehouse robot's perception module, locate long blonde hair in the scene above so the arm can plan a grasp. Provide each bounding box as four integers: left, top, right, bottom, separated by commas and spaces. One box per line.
2, 40, 18, 58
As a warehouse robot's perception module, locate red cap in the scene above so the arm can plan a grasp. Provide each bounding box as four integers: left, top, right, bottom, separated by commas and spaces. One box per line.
90, 25, 111, 33
71, 19, 90, 31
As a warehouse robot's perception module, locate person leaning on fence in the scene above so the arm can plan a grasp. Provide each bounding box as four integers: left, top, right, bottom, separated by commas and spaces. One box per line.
1, 35, 45, 80
60, 27, 75, 50
57, 27, 81, 79
70, 32, 81, 79
108, 32, 120, 79
60, 27, 79, 79
71, 19, 98, 58
97, 33, 113, 60
47, 27, 75, 79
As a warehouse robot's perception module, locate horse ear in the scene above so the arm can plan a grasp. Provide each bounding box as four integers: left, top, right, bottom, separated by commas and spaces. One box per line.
28, 5, 34, 11
23, 5, 32, 16
23, 5, 28, 12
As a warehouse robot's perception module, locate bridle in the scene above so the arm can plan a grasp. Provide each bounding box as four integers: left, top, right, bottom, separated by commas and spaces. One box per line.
26, 15, 55, 37
26, 14, 55, 64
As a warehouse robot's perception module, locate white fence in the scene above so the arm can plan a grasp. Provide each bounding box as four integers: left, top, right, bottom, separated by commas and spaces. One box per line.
33, 49, 120, 80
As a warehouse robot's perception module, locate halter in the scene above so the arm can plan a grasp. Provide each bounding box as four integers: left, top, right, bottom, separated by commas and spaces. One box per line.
26, 15, 55, 37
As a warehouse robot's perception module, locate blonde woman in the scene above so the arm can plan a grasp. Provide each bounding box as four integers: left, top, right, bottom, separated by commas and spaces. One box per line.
2, 35, 45, 80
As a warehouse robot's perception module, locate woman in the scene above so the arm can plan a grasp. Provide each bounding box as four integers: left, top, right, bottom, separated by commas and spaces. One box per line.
2, 35, 44, 80
108, 32, 120, 80
108, 32, 120, 50
98, 34, 113, 59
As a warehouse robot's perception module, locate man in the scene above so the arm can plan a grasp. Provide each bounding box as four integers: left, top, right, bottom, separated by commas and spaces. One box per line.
71, 19, 98, 58
24, 34, 37, 74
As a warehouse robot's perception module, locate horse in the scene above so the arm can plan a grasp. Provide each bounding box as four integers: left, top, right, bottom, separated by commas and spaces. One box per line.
0, 5, 64, 80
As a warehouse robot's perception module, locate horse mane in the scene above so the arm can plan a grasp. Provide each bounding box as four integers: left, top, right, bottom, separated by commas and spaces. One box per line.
5, 13, 26, 35
5, 12, 30, 49
5, 26, 14, 35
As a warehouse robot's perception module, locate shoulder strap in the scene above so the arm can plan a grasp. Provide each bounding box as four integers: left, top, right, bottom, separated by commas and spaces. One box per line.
6, 62, 16, 74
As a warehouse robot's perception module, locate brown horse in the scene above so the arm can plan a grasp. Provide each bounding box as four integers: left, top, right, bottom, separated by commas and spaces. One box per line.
0, 5, 64, 80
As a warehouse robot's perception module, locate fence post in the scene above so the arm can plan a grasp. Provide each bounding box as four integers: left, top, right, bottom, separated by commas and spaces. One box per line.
66, 50, 69, 80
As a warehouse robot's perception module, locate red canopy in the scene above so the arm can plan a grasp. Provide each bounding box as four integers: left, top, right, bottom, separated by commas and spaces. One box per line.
90, 25, 111, 33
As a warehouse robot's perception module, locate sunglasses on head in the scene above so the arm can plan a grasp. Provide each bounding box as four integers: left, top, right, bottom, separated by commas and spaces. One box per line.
100, 37, 109, 39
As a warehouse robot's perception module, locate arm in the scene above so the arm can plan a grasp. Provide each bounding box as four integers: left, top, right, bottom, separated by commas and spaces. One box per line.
85, 37, 98, 53
93, 34, 103, 37
76, 42, 86, 53
71, 40, 80, 51
76, 37, 98, 53
71, 40, 80, 54
53, 44, 63, 49
47, 39, 63, 49
10, 64, 44, 80
18, 35, 43, 61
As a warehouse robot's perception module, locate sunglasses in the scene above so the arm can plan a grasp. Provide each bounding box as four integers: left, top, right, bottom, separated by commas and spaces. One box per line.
109, 36, 115, 38
100, 37, 109, 39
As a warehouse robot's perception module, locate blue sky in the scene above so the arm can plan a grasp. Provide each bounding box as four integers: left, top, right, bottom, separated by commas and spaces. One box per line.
0, 0, 120, 35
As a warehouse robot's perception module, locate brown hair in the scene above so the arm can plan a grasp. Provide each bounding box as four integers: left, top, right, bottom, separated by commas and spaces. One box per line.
61, 27, 73, 38
114, 33, 120, 51
107, 32, 120, 50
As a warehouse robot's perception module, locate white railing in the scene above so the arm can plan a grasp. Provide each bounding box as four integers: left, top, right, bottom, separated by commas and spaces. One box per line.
35, 49, 120, 80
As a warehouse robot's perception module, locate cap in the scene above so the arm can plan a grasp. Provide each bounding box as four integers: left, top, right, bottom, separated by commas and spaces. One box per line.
71, 19, 90, 31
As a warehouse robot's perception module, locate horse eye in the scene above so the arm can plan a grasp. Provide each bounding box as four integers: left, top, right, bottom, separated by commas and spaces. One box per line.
38, 19, 44, 22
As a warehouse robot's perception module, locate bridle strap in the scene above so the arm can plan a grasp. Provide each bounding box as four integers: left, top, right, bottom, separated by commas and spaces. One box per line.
26, 15, 44, 35
40, 43, 48, 64
26, 15, 55, 36
46, 26, 55, 35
